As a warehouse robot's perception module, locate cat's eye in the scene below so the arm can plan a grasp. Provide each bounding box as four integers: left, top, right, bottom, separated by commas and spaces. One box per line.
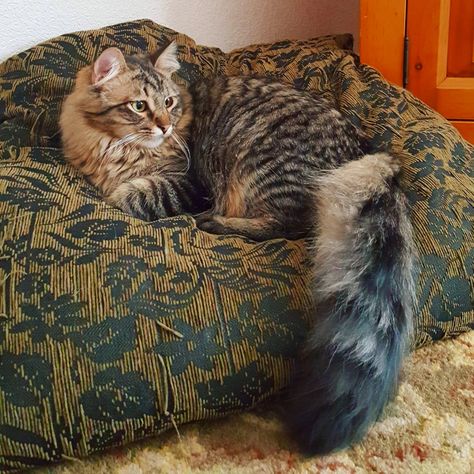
130, 101, 147, 112
165, 96, 174, 108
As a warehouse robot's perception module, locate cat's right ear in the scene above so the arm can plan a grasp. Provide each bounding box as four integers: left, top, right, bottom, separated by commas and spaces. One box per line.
92, 48, 126, 85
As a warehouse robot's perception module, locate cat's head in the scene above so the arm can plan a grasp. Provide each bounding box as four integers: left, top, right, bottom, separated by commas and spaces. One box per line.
71, 42, 189, 149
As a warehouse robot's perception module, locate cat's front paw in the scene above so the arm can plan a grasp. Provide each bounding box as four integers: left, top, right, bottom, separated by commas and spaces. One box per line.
106, 182, 155, 221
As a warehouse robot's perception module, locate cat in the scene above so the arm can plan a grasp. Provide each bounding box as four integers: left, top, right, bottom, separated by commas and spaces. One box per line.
60, 42, 416, 455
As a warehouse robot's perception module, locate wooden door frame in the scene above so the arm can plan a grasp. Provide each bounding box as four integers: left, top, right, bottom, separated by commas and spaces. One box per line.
407, 0, 474, 119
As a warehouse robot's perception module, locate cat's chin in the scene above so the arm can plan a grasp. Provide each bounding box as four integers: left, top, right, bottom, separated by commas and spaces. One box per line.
141, 136, 165, 149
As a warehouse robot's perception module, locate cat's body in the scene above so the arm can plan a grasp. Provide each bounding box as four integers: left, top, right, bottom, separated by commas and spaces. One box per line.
60, 44, 416, 454
189, 76, 363, 241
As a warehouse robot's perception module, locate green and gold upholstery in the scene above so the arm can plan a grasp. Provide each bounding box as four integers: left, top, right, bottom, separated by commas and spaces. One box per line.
0, 20, 472, 472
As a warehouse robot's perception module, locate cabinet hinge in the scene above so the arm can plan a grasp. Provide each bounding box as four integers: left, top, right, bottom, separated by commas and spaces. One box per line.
403, 36, 409, 88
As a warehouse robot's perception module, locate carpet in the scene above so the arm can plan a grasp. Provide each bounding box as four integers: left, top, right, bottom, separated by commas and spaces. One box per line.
33, 331, 473, 474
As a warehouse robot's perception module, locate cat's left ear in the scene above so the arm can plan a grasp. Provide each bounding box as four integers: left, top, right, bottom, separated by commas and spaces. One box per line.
151, 41, 180, 77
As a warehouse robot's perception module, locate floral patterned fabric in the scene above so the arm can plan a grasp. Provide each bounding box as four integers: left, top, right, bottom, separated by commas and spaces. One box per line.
0, 19, 472, 472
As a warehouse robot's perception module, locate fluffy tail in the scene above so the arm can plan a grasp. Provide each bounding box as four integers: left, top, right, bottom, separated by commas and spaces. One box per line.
289, 153, 416, 454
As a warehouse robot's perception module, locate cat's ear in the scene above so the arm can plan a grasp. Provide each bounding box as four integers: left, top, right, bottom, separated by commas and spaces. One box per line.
92, 47, 126, 85
151, 41, 180, 77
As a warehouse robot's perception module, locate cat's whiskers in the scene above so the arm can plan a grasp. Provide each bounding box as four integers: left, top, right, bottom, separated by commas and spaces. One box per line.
106, 133, 140, 153
170, 131, 191, 175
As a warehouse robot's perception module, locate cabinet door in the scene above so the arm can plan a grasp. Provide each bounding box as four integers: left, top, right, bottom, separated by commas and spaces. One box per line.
360, 0, 407, 86
407, 0, 474, 141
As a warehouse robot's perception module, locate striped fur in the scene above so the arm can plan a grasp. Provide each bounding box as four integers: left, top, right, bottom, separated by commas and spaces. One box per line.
190, 77, 363, 241
61, 47, 417, 454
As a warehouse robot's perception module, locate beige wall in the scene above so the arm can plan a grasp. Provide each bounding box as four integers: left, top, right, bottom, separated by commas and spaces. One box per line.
1, 0, 359, 61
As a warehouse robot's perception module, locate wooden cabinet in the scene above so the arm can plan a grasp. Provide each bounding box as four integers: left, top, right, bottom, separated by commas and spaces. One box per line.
360, 0, 474, 143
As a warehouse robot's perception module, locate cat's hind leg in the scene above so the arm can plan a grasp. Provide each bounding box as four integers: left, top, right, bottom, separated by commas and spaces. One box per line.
195, 213, 279, 241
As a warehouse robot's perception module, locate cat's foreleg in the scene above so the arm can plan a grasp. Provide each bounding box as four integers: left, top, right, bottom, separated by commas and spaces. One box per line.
106, 174, 195, 221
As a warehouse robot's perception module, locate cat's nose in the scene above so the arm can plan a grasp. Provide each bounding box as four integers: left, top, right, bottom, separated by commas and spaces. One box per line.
155, 116, 171, 134
157, 124, 171, 134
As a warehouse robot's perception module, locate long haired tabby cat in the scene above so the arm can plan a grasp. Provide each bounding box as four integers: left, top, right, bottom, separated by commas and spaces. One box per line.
60, 42, 416, 454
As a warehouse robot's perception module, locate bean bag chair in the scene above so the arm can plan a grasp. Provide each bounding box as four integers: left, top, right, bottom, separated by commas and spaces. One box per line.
0, 20, 472, 472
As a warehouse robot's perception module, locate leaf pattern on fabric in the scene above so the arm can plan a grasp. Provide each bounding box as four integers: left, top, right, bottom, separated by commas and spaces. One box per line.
0, 19, 472, 471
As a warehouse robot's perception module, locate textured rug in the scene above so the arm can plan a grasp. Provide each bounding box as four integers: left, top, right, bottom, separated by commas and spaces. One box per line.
34, 332, 473, 474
